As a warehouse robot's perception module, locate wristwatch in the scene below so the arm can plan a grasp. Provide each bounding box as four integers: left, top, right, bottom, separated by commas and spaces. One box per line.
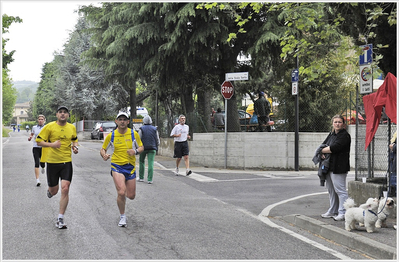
135, 149, 139, 155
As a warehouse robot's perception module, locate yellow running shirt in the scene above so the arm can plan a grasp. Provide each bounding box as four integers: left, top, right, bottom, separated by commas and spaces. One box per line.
35, 121, 78, 163
102, 128, 143, 167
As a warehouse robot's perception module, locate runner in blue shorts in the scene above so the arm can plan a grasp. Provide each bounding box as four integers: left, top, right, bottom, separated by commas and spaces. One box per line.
111, 163, 136, 180
101, 112, 143, 227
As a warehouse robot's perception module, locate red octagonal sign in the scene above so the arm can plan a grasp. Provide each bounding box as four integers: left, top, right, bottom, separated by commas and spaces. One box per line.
221, 81, 234, 100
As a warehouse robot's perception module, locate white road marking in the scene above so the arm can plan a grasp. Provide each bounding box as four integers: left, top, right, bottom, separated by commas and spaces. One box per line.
155, 161, 352, 259
257, 192, 352, 260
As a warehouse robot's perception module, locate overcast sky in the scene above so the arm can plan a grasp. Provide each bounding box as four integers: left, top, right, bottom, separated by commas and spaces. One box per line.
2, 1, 100, 83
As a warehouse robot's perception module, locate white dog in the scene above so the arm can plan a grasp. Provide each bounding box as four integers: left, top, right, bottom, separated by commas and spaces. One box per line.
344, 197, 380, 233
375, 197, 396, 228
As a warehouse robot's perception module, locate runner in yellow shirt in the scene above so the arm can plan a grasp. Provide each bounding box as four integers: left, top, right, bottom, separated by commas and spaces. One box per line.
36, 106, 79, 229
100, 112, 143, 227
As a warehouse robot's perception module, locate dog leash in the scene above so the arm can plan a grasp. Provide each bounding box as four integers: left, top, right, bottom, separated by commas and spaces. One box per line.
377, 196, 388, 215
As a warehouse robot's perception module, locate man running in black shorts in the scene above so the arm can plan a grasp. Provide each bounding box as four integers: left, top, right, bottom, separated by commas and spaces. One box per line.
170, 115, 192, 176
36, 106, 79, 229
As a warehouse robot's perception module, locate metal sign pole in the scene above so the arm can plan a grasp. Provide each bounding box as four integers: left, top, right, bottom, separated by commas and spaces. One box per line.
224, 99, 227, 169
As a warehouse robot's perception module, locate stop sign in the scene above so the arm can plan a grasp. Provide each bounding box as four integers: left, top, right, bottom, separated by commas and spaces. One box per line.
221, 81, 234, 99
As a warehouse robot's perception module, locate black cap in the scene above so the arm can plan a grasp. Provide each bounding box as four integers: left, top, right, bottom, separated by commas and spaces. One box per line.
57, 106, 69, 113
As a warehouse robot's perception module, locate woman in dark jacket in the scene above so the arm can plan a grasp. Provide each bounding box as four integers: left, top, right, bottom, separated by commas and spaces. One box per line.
320, 115, 351, 221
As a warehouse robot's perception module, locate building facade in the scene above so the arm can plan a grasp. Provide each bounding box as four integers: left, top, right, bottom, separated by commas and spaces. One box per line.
13, 102, 30, 124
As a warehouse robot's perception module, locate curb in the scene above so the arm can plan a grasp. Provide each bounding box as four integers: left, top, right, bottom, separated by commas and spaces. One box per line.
282, 214, 396, 260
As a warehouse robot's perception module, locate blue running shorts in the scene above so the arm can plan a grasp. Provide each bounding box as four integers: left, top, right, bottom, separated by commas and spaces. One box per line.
110, 163, 136, 180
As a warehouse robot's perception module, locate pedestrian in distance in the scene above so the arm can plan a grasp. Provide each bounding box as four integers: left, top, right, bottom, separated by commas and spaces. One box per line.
138, 115, 160, 184
28, 114, 47, 186
100, 112, 144, 227
211, 107, 216, 127
25, 124, 30, 132
13, 125, 16, 132
170, 114, 192, 176
253, 90, 271, 132
214, 107, 225, 128
319, 115, 351, 221
36, 106, 79, 229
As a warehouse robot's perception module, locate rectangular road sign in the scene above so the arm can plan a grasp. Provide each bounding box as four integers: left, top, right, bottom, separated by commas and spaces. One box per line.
292, 82, 298, 95
359, 65, 373, 94
225, 72, 248, 81
291, 69, 299, 82
359, 44, 373, 65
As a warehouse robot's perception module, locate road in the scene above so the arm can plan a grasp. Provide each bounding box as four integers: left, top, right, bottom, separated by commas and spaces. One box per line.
2, 130, 368, 260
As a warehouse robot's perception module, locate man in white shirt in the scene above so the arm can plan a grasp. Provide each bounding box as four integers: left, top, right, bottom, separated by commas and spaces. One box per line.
170, 115, 192, 176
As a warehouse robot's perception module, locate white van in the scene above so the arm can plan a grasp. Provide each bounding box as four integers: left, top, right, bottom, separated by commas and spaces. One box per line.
122, 106, 148, 118
136, 107, 148, 117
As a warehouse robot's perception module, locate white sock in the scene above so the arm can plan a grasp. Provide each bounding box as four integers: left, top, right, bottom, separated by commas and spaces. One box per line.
58, 214, 64, 219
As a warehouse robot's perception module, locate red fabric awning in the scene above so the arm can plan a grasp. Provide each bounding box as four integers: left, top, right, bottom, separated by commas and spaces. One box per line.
363, 72, 397, 150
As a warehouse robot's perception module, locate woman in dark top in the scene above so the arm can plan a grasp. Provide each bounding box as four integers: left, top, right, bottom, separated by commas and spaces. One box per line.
320, 115, 351, 221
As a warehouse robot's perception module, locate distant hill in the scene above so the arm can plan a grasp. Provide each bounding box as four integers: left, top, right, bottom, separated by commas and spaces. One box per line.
12, 81, 39, 103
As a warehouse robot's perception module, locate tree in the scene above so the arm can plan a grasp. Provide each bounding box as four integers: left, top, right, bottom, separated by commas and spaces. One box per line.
332, 2, 397, 75
2, 14, 21, 124
33, 60, 61, 122
2, 14, 22, 69
81, 3, 248, 132
2, 68, 17, 124
56, 16, 122, 120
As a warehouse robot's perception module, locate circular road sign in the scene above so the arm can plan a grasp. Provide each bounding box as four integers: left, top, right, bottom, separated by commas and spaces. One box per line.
221, 81, 234, 99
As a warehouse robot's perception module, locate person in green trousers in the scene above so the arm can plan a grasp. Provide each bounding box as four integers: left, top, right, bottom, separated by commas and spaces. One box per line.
138, 115, 160, 184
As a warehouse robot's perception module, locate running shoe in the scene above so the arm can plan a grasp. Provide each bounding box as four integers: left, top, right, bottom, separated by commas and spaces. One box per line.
138, 178, 144, 182
36, 180, 41, 187
148, 181, 153, 184
175, 168, 179, 176
186, 169, 192, 176
56, 218, 67, 229
333, 214, 345, 221
47, 190, 53, 198
320, 212, 335, 218
118, 216, 127, 227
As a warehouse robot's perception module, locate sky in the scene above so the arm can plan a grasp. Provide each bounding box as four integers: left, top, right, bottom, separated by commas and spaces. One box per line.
2, 1, 100, 83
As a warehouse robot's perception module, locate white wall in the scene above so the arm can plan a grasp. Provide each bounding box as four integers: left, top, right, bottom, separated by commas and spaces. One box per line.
158, 126, 357, 170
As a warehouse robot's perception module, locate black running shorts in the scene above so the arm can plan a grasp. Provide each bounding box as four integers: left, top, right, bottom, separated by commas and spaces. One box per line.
46, 162, 73, 187
173, 141, 189, 158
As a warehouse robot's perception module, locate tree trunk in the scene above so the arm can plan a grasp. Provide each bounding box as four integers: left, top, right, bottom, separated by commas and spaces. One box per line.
129, 82, 137, 129
226, 93, 240, 132
196, 83, 212, 132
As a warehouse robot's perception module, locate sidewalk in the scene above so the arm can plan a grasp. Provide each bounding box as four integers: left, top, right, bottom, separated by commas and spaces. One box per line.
154, 154, 397, 260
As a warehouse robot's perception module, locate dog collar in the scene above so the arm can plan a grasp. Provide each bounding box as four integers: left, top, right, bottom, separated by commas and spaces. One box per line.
363, 210, 378, 217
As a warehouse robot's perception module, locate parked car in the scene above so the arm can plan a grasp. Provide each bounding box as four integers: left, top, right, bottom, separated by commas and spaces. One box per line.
216, 110, 253, 131
91, 121, 117, 140
218, 110, 274, 132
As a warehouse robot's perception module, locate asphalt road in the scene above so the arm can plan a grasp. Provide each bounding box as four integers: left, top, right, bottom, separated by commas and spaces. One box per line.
2, 130, 371, 260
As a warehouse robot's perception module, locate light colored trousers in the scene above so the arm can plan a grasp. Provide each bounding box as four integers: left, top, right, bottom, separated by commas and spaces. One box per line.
325, 171, 348, 215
